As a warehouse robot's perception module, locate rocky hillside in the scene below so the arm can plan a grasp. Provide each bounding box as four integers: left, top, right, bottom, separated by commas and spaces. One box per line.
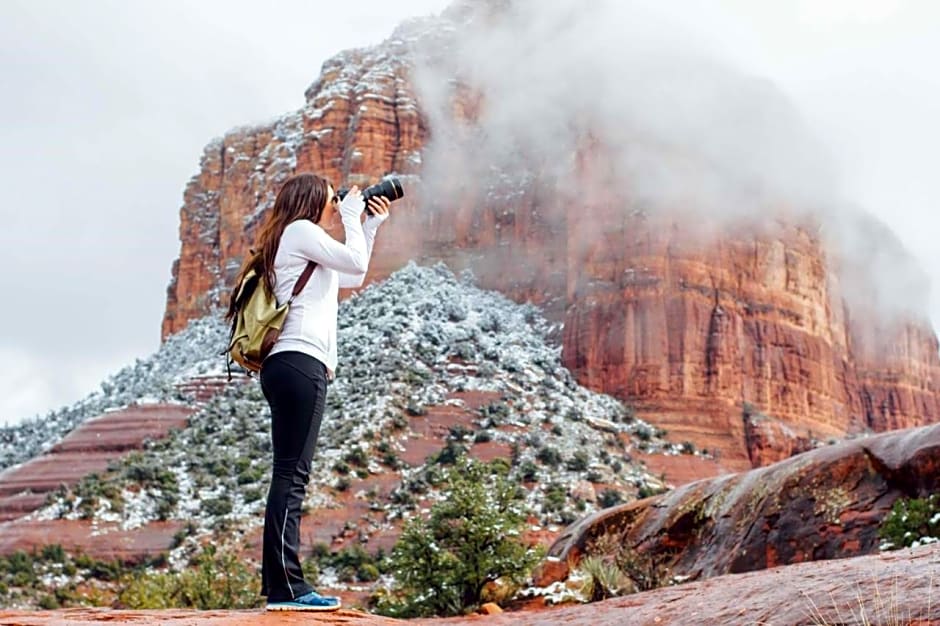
159, 1, 940, 469
0, 264, 703, 609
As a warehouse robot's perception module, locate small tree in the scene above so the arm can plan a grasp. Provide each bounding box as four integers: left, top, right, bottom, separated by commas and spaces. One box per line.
376, 458, 542, 617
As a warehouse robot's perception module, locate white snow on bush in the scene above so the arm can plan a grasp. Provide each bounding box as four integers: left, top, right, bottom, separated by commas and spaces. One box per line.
33, 263, 675, 539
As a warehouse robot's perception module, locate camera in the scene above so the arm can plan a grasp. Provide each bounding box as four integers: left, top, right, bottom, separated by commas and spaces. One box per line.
337, 177, 404, 216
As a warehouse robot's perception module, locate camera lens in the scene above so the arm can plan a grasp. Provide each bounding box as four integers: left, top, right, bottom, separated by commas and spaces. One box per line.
338, 177, 404, 215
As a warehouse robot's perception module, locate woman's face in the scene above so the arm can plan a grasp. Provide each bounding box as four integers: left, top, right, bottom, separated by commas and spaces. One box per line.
320, 185, 339, 227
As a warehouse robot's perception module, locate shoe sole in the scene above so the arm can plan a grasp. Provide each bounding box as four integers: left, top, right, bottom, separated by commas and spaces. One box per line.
265, 602, 341, 612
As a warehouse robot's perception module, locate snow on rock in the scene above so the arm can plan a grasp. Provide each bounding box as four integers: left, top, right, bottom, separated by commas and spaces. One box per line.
35, 263, 674, 538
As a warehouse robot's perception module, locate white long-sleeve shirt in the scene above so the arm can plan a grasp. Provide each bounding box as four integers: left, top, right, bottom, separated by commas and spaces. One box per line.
267, 196, 386, 375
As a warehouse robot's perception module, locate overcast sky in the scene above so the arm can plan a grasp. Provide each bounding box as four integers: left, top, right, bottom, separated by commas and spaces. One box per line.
1, 0, 938, 427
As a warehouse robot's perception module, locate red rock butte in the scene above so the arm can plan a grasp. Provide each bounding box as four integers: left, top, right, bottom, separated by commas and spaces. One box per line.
161, 10, 940, 469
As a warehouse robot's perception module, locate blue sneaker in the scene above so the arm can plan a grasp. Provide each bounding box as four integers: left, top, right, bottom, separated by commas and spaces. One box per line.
265, 590, 341, 611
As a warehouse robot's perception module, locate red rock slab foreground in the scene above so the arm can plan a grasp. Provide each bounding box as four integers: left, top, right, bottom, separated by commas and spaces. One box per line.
3, 544, 937, 626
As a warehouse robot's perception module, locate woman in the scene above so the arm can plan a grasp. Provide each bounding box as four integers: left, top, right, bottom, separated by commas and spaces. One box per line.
228, 172, 390, 611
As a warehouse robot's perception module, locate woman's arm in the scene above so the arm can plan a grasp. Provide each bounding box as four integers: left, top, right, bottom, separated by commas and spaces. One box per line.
338, 212, 388, 287
286, 194, 369, 273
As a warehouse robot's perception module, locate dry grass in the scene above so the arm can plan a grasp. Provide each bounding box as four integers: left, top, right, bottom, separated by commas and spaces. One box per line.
801, 569, 936, 626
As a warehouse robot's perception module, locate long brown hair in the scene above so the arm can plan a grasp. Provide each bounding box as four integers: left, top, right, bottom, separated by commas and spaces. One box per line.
225, 172, 331, 320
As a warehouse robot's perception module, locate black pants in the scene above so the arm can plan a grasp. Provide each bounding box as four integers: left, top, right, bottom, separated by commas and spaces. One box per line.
259, 351, 328, 601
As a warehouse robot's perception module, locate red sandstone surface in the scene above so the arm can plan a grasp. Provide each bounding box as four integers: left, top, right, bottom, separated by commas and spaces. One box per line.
1, 543, 936, 625
158, 8, 940, 469
0, 518, 187, 563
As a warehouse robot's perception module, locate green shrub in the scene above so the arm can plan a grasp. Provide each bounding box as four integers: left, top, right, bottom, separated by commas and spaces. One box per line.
301, 558, 319, 585
37, 593, 60, 609
236, 465, 265, 485
5, 551, 36, 586
519, 461, 539, 482
536, 446, 562, 467
74, 554, 125, 581
203, 496, 232, 517
449, 425, 473, 441
343, 447, 369, 467
566, 450, 589, 472
637, 483, 668, 499
40, 544, 66, 563
326, 544, 380, 582
358, 563, 380, 582
430, 441, 467, 466
118, 544, 260, 609
242, 487, 264, 503
473, 430, 493, 443
542, 483, 567, 513
599, 489, 624, 508
479, 401, 510, 423
374, 459, 542, 617
879, 494, 940, 550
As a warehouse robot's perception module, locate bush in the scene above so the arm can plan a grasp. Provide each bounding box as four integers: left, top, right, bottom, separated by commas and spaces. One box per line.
430, 441, 467, 466
536, 446, 562, 467
374, 459, 542, 617
578, 556, 633, 601
542, 483, 567, 513
203, 496, 232, 517
118, 544, 260, 609
879, 494, 940, 550
519, 461, 539, 482
577, 534, 673, 601
637, 483, 668, 499
320, 544, 384, 583
480, 401, 511, 424
599, 489, 623, 508
343, 447, 369, 467
566, 450, 589, 472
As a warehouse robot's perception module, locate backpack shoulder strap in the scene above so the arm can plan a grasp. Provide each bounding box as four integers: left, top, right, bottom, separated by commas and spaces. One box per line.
288, 261, 316, 303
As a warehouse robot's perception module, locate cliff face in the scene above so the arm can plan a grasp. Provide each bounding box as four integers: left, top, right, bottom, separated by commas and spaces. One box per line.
161, 11, 940, 464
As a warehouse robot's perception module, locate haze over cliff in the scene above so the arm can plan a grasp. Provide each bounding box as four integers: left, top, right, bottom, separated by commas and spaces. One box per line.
160, 1, 940, 466
412, 0, 932, 326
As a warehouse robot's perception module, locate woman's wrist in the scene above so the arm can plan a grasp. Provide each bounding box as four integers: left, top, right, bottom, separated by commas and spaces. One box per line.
364, 214, 387, 234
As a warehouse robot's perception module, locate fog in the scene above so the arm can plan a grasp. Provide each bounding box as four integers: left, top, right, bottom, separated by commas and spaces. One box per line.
413, 0, 937, 324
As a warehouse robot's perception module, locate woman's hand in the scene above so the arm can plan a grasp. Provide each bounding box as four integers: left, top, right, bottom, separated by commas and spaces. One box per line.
366, 196, 391, 223
339, 186, 365, 216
